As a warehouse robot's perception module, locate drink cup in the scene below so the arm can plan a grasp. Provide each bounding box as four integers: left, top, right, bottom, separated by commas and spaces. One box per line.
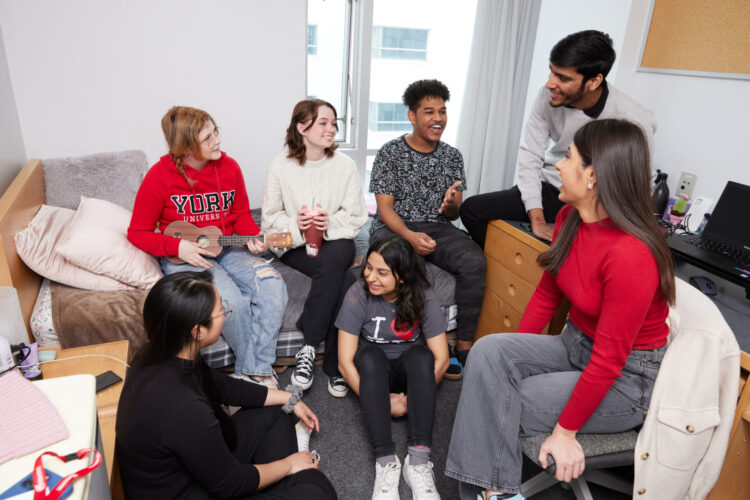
304, 226, 323, 257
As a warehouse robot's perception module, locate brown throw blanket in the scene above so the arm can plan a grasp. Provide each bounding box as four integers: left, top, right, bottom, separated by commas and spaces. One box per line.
49, 281, 148, 355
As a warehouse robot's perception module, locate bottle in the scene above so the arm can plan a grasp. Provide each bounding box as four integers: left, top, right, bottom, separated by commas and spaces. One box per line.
652, 169, 669, 217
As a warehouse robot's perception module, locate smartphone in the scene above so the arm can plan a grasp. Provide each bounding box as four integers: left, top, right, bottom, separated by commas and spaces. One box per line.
95, 370, 123, 392
0, 470, 72, 499
520, 222, 532, 233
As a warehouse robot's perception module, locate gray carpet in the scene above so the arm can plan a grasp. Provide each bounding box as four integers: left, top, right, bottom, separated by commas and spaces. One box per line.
276, 366, 631, 500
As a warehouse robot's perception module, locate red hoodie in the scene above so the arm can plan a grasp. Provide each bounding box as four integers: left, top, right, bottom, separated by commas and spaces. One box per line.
127, 152, 260, 257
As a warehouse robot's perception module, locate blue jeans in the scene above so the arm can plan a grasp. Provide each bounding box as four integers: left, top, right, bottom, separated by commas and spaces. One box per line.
161, 247, 288, 376
445, 322, 665, 497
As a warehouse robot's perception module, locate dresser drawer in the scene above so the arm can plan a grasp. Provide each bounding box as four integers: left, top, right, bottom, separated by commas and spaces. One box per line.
475, 289, 523, 339
486, 256, 537, 314
485, 223, 544, 285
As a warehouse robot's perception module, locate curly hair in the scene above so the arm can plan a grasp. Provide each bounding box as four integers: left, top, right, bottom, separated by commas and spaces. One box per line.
362, 236, 430, 331
161, 106, 218, 187
402, 79, 450, 112
285, 99, 339, 165
550, 30, 616, 82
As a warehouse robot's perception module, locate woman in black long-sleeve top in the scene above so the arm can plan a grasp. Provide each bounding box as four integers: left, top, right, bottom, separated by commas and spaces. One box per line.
116, 270, 337, 499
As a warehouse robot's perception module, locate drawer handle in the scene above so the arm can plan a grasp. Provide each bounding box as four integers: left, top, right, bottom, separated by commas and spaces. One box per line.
503, 315, 511, 328
508, 284, 516, 296
514, 252, 523, 265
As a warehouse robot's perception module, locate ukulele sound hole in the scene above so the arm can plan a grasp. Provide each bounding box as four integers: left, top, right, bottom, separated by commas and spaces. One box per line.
197, 235, 210, 249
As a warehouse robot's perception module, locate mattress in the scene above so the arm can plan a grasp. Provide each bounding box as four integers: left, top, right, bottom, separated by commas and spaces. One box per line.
30, 278, 458, 367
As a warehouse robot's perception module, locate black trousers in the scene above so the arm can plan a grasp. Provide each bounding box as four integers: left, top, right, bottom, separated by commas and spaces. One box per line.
354, 344, 436, 458
180, 407, 337, 499
371, 223, 486, 342
459, 183, 565, 248
281, 239, 356, 377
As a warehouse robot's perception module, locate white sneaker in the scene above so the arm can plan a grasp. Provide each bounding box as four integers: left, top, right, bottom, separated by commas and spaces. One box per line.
292, 345, 316, 390
327, 376, 349, 398
295, 421, 312, 452
250, 373, 279, 390
373, 456, 401, 500
403, 455, 440, 499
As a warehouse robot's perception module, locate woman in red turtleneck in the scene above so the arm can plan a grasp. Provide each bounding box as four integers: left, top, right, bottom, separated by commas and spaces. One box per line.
446, 119, 675, 500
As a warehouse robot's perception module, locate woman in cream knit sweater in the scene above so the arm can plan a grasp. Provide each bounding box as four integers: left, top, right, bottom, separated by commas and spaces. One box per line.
262, 99, 367, 398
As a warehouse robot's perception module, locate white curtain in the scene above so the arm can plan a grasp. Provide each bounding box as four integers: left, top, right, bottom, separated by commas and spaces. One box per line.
457, 0, 541, 197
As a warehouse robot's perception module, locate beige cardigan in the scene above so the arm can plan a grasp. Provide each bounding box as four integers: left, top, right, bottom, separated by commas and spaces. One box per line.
633, 278, 740, 498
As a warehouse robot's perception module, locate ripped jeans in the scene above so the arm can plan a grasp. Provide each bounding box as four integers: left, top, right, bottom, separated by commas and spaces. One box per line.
161, 246, 288, 376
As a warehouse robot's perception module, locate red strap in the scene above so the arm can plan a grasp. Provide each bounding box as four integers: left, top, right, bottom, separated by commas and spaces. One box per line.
33, 448, 102, 500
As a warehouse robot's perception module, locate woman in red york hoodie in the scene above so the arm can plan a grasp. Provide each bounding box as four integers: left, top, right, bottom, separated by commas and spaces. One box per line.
128, 106, 288, 389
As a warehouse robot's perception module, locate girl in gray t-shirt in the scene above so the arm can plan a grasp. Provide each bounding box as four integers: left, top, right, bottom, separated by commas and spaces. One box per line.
335, 236, 449, 499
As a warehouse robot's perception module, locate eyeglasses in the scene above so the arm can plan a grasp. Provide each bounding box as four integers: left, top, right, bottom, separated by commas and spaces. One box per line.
200, 128, 220, 145
211, 299, 232, 321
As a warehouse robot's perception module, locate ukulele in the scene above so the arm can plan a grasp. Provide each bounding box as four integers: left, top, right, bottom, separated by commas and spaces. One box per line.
163, 220, 292, 264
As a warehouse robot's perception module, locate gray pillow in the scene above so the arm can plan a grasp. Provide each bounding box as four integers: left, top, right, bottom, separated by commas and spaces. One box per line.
43, 150, 148, 210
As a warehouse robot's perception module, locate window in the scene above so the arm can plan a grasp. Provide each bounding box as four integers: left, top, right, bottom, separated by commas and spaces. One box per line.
307, 0, 478, 196
307, 25, 318, 55
371, 26, 428, 60
368, 102, 410, 131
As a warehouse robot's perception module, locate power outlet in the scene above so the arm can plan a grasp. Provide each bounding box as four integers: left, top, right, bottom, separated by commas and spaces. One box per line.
677, 171, 697, 199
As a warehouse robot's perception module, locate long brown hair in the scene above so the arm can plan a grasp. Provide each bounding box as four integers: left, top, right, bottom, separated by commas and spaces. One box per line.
538, 119, 675, 305
285, 99, 338, 165
161, 106, 218, 187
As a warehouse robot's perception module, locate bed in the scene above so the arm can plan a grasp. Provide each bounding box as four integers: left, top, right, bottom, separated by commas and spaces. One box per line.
0, 153, 458, 368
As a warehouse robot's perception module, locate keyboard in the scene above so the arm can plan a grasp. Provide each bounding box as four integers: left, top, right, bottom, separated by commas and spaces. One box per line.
687, 236, 750, 269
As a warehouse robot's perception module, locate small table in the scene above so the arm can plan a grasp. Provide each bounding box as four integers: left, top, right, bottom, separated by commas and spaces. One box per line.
40, 340, 130, 484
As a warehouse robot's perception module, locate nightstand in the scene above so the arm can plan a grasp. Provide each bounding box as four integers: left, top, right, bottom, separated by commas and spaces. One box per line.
475, 220, 570, 340
40, 340, 130, 486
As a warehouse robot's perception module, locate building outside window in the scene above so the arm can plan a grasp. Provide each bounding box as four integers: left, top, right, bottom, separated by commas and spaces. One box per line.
307, 25, 318, 55
371, 26, 428, 60
368, 102, 411, 131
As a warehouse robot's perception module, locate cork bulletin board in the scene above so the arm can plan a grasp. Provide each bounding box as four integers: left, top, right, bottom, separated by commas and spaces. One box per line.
638, 0, 750, 80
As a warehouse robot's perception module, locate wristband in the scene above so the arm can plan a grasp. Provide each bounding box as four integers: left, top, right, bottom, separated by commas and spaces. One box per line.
281, 384, 303, 414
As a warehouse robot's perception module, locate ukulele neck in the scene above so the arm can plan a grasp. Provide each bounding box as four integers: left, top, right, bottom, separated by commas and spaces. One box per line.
217, 235, 261, 247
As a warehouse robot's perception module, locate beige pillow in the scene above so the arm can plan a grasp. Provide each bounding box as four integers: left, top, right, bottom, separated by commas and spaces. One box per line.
56, 197, 162, 289
15, 205, 132, 291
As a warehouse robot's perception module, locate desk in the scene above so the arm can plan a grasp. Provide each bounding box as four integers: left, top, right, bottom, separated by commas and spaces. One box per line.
40, 341, 130, 485
0, 375, 97, 499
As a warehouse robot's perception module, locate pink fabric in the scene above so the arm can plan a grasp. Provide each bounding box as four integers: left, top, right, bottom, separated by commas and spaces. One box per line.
0, 370, 68, 464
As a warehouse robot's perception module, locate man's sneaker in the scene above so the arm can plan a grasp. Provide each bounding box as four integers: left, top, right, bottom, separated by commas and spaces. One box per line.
295, 421, 312, 452
403, 455, 440, 499
327, 376, 349, 398
444, 344, 463, 381
292, 344, 316, 390
372, 456, 401, 500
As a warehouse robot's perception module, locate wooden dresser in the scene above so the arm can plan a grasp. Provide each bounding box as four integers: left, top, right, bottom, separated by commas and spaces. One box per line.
475, 220, 569, 340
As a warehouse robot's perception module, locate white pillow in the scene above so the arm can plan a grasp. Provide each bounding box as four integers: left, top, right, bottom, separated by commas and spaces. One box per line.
14, 205, 132, 291
56, 196, 162, 289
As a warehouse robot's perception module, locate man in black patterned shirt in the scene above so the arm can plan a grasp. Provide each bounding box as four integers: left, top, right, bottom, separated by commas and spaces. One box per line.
369, 79, 486, 370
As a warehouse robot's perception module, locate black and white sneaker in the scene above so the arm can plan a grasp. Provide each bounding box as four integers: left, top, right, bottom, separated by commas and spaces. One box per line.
327, 376, 349, 398
292, 344, 316, 390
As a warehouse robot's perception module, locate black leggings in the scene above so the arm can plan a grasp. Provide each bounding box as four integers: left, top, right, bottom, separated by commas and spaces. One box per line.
354, 344, 436, 458
179, 407, 337, 499
459, 183, 565, 248
281, 239, 356, 377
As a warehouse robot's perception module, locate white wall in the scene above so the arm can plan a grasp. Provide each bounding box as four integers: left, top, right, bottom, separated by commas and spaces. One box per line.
0, 23, 25, 194
0, 0, 307, 203
616, 0, 750, 202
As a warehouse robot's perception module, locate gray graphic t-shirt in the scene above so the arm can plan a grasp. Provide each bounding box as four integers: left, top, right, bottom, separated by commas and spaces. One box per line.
369, 135, 465, 233
335, 282, 447, 360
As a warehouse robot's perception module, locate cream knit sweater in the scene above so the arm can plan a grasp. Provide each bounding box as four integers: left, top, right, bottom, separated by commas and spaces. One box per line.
261, 150, 368, 256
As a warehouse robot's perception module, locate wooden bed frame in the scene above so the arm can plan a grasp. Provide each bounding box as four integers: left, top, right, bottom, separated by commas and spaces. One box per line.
0, 158, 45, 343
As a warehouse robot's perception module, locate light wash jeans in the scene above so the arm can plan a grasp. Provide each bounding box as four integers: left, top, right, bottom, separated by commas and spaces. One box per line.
161, 247, 288, 377
445, 322, 665, 498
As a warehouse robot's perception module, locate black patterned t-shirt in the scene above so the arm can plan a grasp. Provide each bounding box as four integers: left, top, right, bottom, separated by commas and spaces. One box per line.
369, 135, 466, 233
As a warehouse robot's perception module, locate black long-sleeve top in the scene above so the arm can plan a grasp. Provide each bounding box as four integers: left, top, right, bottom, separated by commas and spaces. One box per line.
116, 357, 268, 499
